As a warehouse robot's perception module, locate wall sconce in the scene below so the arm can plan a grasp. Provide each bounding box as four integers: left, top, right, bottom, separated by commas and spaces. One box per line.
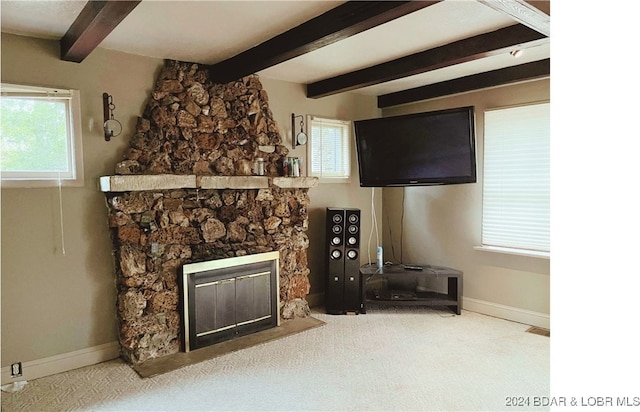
291, 113, 307, 148
103, 92, 122, 141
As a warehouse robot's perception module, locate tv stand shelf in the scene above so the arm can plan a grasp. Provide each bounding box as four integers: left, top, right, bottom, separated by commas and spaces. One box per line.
360, 264, 462, 315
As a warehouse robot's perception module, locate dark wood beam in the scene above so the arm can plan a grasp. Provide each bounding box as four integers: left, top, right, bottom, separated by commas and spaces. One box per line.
60, 0, 141, 63
377, 58, 550, 108
477, 0, 550, 36
208, 1, 441, 83
307, 24, 547, 98
525, 0, 550, 16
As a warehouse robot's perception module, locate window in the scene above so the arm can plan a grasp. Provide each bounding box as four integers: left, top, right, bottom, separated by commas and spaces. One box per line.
480, 102, 550, 257
307, 116, 351, 181
1, 83, 83, 188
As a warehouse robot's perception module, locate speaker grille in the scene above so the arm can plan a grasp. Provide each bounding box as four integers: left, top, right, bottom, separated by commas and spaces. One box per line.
326, 208, 362, 314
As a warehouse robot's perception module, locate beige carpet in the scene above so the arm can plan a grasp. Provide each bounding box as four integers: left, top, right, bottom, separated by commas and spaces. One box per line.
1, 307, 550, 411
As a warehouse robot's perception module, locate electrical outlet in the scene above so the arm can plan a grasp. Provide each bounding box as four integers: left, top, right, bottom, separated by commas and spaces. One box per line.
10, 362, 22, 377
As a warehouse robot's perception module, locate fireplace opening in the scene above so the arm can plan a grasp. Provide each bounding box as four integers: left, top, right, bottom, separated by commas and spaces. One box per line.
181, 251, 280, 352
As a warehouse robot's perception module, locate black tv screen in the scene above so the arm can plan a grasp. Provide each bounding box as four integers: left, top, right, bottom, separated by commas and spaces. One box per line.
354, 106, 477, 187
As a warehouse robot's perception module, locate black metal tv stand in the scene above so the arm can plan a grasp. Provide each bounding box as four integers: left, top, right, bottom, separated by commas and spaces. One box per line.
360, 263, 462, 315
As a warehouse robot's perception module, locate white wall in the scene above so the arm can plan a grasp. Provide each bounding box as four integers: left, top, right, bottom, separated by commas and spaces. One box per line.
381, 79, 551, 327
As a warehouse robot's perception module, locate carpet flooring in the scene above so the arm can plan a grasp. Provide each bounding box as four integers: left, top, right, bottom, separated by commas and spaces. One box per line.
1, 307, 550, 411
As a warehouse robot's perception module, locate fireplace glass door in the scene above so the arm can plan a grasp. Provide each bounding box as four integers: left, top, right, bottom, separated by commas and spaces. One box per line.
183, 251, 280, 351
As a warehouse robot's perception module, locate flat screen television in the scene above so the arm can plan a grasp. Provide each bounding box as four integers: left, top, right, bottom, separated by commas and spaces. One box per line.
354, 106, 477, 187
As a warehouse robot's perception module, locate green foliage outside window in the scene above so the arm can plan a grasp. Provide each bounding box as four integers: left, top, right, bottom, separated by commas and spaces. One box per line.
1, 97, 70, 173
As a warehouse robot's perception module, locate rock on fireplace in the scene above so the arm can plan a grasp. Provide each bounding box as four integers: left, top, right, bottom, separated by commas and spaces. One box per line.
101, 176, 317, 364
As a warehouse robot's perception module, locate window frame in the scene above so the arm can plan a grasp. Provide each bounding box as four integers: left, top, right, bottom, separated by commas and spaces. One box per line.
478, 101, 550, 259
1, 83, 84, 188
306, 115, 351, 183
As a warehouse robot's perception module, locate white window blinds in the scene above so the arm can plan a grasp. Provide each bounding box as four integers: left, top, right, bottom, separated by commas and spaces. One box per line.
482, 102, 550, 253
308, 116, 351, 179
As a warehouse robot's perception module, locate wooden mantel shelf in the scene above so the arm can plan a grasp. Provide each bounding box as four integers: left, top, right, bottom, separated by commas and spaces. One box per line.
99, 175, 318, 192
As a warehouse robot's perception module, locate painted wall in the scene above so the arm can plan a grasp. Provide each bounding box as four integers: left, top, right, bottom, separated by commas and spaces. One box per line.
1, 33, 381, 367
381, 79, 551, 324
1, 34, 163, 366
258, 78, 382, 300
2, 30, 547, 374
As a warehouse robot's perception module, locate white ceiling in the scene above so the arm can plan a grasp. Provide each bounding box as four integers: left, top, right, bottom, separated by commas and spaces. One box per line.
0, 0, 550, 98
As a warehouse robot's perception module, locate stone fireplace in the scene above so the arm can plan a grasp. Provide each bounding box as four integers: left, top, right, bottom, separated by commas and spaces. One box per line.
100, 60, 317, 364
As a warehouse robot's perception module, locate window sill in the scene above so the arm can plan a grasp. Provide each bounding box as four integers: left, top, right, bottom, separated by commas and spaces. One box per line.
1, 178, 84, 189
314, 177, 351, 184
474, 245, 550, 259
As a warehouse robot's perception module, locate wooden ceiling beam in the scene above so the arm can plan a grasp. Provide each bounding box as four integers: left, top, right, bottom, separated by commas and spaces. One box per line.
306, 24, 547, 98
207, 1, 441, 83
377, 58, 550, 108
477, 0, 550, 36
60, 0, 141, 63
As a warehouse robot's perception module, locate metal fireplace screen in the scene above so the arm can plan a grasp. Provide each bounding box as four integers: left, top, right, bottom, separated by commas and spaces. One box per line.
181, 251, 280, 352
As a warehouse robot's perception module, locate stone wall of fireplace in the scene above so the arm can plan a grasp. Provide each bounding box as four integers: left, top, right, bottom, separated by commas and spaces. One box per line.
105, 185, 311, 364
102, 60, 316, 364
115, 60, 288, 177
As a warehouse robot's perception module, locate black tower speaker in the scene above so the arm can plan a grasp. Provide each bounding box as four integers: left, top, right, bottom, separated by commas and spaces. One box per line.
325, 208, 362, 314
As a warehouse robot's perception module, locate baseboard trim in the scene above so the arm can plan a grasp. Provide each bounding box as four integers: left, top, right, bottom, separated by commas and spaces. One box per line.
1, 341, 120, 385
463, 297, 550, 329
306, 292, 549, 328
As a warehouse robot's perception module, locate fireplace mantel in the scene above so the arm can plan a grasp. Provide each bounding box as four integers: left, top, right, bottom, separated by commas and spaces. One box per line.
99, 175, 318, 192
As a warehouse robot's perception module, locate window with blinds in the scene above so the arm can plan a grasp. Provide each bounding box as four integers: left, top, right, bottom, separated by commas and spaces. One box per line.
1, 83, 84, 187
481, 102, 550, 255
307, 116, 351, 181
